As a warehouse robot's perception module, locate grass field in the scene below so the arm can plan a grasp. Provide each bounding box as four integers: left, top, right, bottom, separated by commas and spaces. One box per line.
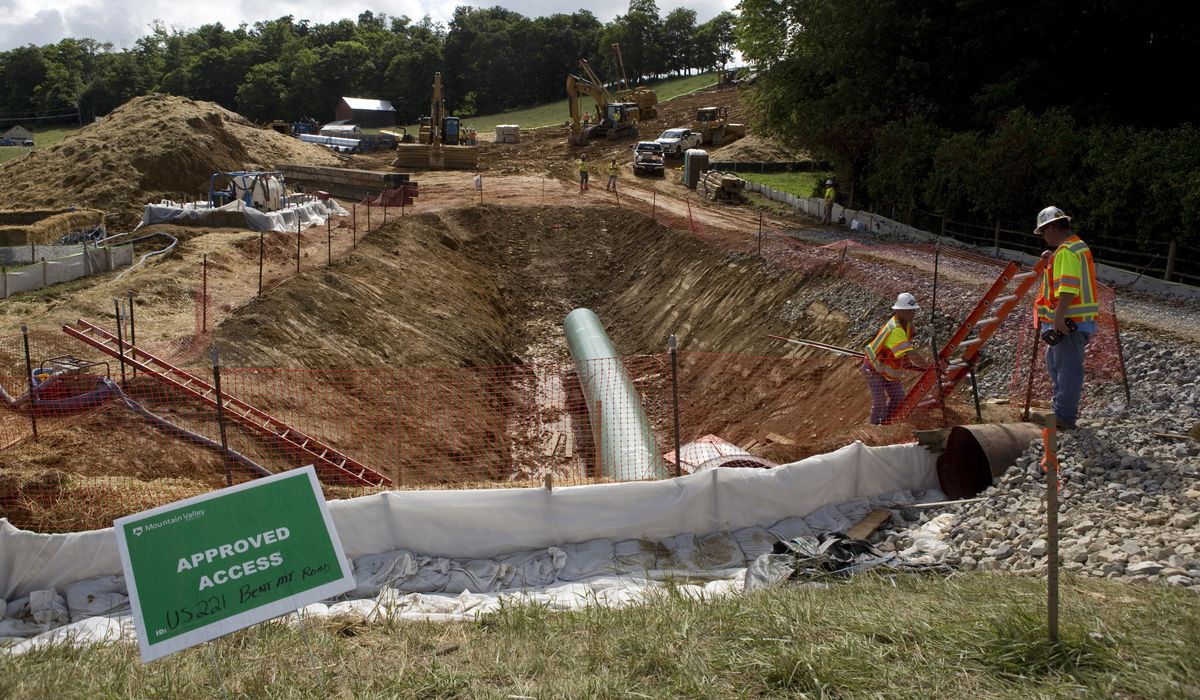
399, 72, 720, 134
3, 572, 1197, 698
0, 125, 81, 165
740, 170, 832, 199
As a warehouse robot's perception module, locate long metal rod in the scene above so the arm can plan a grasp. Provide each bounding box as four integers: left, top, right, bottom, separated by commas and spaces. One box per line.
1044, 416, 1060, 642
21, 324, 37, 439
201, 253, 208, 334
930, 242, 948, 424
127, 293, 136, 379
968, 366, 982, 422
258, 231, 264, 295
670, 335, 681, 478
1111, 303, 1132, 407
768, 334, 864, 358
211, 346, 232, 487
1022, 331, 1042, 421
114, 299, 127, 387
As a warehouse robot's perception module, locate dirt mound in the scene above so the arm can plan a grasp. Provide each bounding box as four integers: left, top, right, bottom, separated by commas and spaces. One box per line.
0, 94, 342, 229
709, 133, 807, 162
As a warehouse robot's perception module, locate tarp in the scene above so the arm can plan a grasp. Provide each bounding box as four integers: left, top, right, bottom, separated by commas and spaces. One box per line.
138, 198, 347, 233
0, 441, 936, 600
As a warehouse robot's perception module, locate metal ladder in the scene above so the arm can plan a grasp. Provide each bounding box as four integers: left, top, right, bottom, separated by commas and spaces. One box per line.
63, 318, 392, 487
891, 256, 1048, 421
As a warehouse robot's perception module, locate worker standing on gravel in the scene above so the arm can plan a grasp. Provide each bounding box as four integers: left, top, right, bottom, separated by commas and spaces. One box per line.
1033, 206, 1099, 430
862, 293, 929, 424
823, 179, 837, 224
578, 155, 590, 192
606, 158, 620, 191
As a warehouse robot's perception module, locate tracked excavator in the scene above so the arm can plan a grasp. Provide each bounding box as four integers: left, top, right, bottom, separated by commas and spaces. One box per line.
610, 43, 657, 119
567, 59, 640, 146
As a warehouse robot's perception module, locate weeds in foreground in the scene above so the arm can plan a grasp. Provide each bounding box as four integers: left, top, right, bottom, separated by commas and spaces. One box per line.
2, 572, 1198, 699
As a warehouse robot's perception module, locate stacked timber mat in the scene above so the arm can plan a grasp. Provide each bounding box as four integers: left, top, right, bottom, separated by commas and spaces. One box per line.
278, 164, 417, 204
391, 144, 480, 170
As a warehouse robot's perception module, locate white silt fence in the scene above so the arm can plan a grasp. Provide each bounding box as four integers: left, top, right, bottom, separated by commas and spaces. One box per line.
0, 244, 133, 300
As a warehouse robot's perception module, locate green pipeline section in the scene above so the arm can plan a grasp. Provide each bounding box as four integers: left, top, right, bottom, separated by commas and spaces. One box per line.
563, 308, 669, 481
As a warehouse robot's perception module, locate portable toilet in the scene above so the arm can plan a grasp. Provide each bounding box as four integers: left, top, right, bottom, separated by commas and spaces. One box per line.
683, 149, 709, 189
443, 116, 461, 145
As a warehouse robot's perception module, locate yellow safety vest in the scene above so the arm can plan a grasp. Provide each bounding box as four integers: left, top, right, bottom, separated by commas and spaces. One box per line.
863, 315, 914, 381
608, 164, 620, 176
1034, 236, 1099, 325
824, 186, 836, 202
579, 160, 589, 173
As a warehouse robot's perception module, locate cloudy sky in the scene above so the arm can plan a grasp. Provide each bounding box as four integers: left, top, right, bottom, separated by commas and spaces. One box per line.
0, 0, 738, 52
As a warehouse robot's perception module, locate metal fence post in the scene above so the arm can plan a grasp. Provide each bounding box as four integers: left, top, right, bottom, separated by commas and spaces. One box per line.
757, 211, 763, 256
1164, 237, 1177, 281
114, 299, 127, 387
21, 324, 38, 440
993, 220, 1001, 256
201, 253, 208, 334
127, 292, 137, 379
1042, 415, 1060, 643
258, 231, 264, 295
211, 346, 233, 487
327, 216, 332, 268
296, 215, 301, 274
670, 335, 682, 478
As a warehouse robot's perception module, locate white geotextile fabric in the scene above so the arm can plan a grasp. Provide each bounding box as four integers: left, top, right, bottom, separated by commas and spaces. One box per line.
139, 198, 348, 233
1, 441, 940, 652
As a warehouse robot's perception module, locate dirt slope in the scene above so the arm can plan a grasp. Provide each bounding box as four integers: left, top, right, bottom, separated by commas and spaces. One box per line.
0, 94, 342, 229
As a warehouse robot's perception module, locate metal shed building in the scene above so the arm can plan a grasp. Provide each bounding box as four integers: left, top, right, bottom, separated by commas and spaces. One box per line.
334, 98, 396, 128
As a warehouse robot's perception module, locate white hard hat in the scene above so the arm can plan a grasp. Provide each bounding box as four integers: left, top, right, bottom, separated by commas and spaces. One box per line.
892, 292, 919, 310
1034, 206, 1071, 233
825, 179, 834, 186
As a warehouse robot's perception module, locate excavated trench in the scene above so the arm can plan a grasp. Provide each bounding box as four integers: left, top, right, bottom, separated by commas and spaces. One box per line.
1, 205, 966, 529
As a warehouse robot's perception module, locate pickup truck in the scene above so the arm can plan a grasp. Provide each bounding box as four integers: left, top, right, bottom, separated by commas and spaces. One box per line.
655, 128, 702, 156
633, 141, 665, 176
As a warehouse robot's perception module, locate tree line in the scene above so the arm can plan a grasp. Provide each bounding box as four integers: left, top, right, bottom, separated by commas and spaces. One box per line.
0, 1, 733, 128
737, 0, 1200, 248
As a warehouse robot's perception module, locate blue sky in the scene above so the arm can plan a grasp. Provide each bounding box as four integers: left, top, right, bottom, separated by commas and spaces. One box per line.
0, 0, 739, 52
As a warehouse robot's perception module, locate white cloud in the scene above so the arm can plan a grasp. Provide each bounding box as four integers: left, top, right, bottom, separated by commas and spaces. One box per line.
0, 0, 738, 51
0, 8, 68, 49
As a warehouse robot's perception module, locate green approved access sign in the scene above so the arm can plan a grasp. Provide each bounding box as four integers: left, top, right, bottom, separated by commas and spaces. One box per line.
115, 466, 354, 662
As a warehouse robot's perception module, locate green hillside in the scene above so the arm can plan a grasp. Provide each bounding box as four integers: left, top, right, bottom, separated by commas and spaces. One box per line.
432, 73, 719, 133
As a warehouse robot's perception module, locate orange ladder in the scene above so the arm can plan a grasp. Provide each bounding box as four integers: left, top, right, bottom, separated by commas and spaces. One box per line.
64, 318, 392, 487
890, 256, 1048, 421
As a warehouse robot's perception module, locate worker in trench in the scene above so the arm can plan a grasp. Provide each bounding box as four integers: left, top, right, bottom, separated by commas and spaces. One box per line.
861, 293, 931, 424
1032, 205, 1099, 430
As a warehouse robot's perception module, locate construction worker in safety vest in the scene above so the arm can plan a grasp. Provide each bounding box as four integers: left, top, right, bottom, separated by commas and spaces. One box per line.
822, 179, 837, 224
606, 158, 620, 191
1033, 205, 1099, 429
861, 292, 930, 424
578, 154, 590, 192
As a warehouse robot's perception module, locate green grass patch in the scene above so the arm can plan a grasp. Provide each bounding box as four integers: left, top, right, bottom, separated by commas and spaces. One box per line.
400, 72, 719, 134
2, 572, 1197, 698
0, 125, 81, 164
740, 170, 833, 199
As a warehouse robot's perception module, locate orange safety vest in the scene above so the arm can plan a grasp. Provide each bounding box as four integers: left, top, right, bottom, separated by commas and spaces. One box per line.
863, 315, 914, 381
1034, 236, 1100, 326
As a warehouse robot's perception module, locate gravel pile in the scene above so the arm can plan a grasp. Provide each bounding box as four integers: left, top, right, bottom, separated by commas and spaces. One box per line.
879, 327, 1200, 590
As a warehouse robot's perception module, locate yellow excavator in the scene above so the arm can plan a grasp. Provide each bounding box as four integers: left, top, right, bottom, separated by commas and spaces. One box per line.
567, 60, 640, 146
610, 43, 657, 119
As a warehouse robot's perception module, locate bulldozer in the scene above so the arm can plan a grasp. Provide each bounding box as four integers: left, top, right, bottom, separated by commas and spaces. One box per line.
692, 106, 746, 146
